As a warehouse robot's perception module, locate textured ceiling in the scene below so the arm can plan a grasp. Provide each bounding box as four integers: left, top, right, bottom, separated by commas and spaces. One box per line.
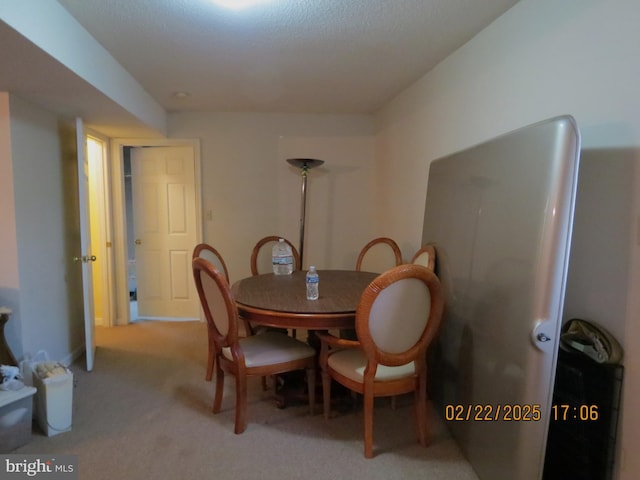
55, 0, 519, 115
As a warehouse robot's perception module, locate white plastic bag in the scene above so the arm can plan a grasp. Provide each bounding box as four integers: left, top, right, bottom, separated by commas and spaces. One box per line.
19, 350, 49, 387
33, 362, 71, 385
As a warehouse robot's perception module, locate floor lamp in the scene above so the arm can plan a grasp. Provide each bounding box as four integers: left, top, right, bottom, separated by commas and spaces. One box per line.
286, 158, 324, 267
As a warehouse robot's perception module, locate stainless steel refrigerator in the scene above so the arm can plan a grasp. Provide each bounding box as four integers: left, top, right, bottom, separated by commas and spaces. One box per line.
422, 115, 581, 480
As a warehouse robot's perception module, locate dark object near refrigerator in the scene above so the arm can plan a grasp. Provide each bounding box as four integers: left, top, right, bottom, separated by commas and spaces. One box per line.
543, 349, 623, 480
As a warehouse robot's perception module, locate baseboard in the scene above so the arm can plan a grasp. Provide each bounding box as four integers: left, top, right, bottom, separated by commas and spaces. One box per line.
62, 344, 85, 368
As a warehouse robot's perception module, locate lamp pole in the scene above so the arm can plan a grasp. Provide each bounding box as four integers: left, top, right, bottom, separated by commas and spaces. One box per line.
286, 158, 324, 267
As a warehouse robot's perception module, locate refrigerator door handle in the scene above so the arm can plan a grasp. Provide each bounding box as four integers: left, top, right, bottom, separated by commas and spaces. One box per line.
531, 321, 554, 352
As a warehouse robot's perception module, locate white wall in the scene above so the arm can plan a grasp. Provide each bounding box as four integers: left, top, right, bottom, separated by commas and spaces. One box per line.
375, 0, 640, 478
0, 0, 166, 136
7, 94, 85, 362
168, 112, 376, 279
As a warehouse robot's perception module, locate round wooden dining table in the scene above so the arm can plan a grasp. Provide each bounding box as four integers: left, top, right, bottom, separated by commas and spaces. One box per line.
232, 269, 378, 408
231, 270, 379, 330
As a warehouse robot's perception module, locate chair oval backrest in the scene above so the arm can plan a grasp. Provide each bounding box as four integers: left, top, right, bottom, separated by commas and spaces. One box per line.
250, 236, 301, 275
411, 244, 436, 271
356, 264, 443, 367
192, 257, 239, 347
193, 243, 230, 283
355, 237, 403, 273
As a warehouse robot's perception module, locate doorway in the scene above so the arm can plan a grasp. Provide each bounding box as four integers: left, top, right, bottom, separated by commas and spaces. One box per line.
122, 148, 138, 320
110, 139, 202, 325
87, 134, 114, 327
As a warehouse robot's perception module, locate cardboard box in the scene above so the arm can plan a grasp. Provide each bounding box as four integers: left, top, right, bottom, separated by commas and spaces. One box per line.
0, 386, 36, 453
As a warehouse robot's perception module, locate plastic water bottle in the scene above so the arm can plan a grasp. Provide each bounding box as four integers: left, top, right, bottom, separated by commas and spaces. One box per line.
272, 238, 294, 275
306, 266, 319, 300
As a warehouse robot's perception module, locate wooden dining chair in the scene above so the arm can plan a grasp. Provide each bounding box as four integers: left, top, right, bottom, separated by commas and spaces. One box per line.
318, 264, 444, 458
355, 237, 403, 273
411, 244, 436, 271
250, 235, 301, 276
192, 257, 316, 434
193, 243, 252, 382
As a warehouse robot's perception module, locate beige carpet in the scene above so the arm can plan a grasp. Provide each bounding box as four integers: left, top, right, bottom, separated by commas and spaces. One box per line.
15, 321, 479, 480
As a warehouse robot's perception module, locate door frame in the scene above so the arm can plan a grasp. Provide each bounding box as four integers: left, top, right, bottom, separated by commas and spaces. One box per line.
109, 138, 202, 325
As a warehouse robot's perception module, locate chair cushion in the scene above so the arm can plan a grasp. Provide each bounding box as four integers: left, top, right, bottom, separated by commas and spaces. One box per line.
369, 278, 430, 354
223, 332, 315, 368
327, 349, 415, 383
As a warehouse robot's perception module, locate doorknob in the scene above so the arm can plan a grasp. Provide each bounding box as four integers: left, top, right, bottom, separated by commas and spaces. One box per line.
73, 255, 97, 263
537, 333, 551, 342
135, 239, 142, 245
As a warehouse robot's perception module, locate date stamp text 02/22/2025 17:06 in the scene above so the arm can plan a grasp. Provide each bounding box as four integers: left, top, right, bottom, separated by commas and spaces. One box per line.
444, 404, 600, 422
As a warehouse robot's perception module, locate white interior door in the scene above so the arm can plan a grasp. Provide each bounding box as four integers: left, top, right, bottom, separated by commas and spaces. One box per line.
131, 146, 199, 320
75, 118, 96, 371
